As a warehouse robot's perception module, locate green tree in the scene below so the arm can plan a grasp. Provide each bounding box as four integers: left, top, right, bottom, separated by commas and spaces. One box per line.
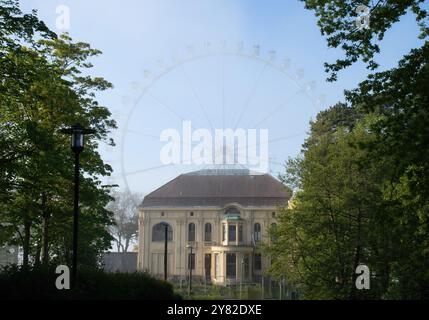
345, 43, 429, 299
270, 110, 390, 299
303, 0, 429, 298
0, 0, 116, 269
273, 1, 429, 299
302, 0, 428, 81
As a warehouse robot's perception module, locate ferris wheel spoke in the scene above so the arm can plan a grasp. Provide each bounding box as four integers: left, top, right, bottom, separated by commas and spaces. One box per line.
252, 89, 303, 129
120, 47, 323, 191
126, 129, 194, 150
245, 154, 285, 167
268, 132, 307, 144
148, 92, 202, 131
228, 131, 307, 156
125, 129, 161, 140
148, 92, 186, 122
122, 131, 306, 178
179, 63, 214, 132
233, 62, 268, 130
221, 54, 225, 130
123, 163, 175, 176
125, 129, 198, 149
124, 155, 199, 179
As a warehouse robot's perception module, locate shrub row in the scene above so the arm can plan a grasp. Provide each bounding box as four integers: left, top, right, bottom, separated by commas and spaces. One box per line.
0, 265, 181, 300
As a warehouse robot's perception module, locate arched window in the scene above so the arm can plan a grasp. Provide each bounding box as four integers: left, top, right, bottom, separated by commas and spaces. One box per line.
225, 207, 240, 215
204, 223, 212, 242
152, 223, 173, 242
188, 223, 196, 242
253, 223, 261, 242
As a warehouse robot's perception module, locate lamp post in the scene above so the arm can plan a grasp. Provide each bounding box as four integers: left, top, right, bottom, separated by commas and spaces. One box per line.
160, 222, 169, 281
60, 123, 95, 286
186, 244, 193, 295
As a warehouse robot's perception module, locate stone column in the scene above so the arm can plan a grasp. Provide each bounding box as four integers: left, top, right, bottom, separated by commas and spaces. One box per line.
197, 217, 203, 277
144, 213, 151, 272
178, 218, 185, 280
137, 212, 144, 270
225, 222, 229, 245
237, 252, 243, 284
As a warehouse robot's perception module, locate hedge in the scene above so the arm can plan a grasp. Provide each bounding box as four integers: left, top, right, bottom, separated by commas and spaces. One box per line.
0, 265, 182, 300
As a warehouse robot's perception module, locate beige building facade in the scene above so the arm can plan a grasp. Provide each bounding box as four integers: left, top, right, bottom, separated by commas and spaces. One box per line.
137, 169, 290, 285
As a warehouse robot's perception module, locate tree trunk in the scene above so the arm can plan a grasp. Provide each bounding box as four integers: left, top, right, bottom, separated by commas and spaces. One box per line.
41, 192, 50, 266
124, 238, 130, 252
349, 209, 362, 300
23, 218, 32, 269
117, 235, 122, 252
34, 238, 41, 268
64, 236, 71, 266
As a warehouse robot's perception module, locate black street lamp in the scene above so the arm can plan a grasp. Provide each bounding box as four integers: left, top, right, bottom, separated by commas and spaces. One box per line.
60, 123, 95, 286
160, 221, 169, 281
186, 244, 193, 295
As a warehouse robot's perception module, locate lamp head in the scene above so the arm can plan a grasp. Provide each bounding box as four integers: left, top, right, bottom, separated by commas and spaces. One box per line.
60, 123, 96, 153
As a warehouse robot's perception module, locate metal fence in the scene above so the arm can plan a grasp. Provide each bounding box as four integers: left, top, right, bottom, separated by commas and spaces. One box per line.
173, 275, 299, 300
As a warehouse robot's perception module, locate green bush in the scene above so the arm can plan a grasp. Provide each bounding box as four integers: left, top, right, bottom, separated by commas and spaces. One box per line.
0, 265, 181, 300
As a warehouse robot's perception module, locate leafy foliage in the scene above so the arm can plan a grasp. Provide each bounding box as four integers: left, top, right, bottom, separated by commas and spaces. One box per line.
302, 0, 429, 80
0, 265, 181, 300
272, 113, 387, 299
269, 2, 429, 299
0, 0, 116, 268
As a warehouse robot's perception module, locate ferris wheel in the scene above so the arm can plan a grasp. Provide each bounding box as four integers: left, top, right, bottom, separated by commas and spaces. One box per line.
105, 41, 326, 195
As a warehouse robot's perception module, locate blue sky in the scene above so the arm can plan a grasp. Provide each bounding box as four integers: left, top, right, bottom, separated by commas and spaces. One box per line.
22, 0, 425, 195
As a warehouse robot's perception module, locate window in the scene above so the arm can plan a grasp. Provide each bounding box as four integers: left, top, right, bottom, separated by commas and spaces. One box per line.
228, 225, 236, 242
226, 253, 236, 278
204, 223, 212, 242
205, 254, 211, 278
222, 224, 226, 242
254, 223, 261, 242
188, 223, 195, 242
225, 207, 240, 215
243, 255, 250, 278
161, 212, 164, 216
151, 223, 173, 242
238, 224, 243, 242
272, 212, 276, 218
254, 253, 262, 271
188, 253, 195, 270
190, 211, 194, 216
